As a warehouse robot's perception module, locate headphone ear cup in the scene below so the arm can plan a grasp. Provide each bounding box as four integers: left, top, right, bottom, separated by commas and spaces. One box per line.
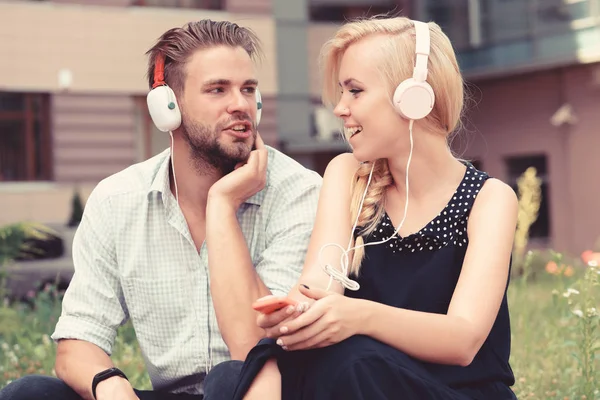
255, 88, 262, 127
147, 85, 182, 132
393, 78, 435, 120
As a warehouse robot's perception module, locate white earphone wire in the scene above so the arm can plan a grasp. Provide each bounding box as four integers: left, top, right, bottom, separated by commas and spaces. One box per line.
169, 131, 213, 374
322, 119, 415, 291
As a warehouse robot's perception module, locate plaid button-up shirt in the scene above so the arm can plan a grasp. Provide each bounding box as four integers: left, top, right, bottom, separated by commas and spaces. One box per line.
52, 146, 322, 394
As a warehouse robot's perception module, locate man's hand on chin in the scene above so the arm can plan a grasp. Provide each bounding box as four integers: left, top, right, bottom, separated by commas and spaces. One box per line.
208, 133, 267, 210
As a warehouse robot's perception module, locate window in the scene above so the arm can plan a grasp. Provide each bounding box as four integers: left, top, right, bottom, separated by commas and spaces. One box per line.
425, 0, 599, 50
505, 154, 550, 239
0, 92, 52, 182
131, 0, 223, 10
425, 0, 473, 49
310, 3, 399, 22
535, 0, 598, 34
424, 0, 494, 49
311, 105, 342, 141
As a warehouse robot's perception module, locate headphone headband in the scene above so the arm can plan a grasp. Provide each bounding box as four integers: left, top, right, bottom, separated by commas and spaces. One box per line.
146, 50, 262, 132
412, 20, 430, 83
391, 19, 435, 121
152, 52, 167, 89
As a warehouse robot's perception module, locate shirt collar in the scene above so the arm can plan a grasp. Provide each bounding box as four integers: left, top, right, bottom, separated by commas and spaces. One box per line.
147, 148, 267, 206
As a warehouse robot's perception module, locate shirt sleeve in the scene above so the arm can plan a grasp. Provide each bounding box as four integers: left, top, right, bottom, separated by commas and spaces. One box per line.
51, 188, 128, 355
255, 180, 321, 297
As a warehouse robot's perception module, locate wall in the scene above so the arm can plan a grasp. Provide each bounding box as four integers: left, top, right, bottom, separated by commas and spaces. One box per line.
0, 2, 278, 96
462, 63, 600, 255
52, 94, 138, 182
0, 1, 280, 225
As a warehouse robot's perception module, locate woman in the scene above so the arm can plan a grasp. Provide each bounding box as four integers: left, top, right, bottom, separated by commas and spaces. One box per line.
253, 16, 518, 400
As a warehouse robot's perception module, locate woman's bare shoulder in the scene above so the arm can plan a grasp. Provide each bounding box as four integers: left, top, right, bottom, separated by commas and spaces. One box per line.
323, 152, 360, 181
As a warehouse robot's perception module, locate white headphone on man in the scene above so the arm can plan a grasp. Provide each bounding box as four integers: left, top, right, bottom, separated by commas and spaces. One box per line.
392, 20, 435, 120
146, 52, 263, 133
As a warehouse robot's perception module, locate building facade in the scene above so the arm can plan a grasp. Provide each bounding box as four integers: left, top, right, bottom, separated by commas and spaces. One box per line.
1, 0, 599, 256
0, 0, 406, 224
0, 0, 281, 225
418, 0, 600, 254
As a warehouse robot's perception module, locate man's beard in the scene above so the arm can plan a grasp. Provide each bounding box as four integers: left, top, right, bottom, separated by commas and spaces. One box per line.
181, 114, 256, 175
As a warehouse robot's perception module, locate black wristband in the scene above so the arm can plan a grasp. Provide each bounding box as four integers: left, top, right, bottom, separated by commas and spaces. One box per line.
91, 367, 128, 399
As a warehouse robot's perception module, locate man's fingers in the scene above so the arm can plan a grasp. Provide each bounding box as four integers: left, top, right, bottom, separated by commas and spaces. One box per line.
255, 150, 267, 183
247, 147, 259, 167
255, 134, 267, 169
254, 132, 265, 150
259, 146, 268, 175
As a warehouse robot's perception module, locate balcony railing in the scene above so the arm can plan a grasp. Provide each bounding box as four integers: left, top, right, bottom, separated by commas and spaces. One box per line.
131, 0, 223, 10
423, 0, 600, 76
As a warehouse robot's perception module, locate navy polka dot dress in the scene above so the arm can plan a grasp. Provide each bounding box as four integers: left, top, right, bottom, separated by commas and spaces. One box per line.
370, 165, 485, 253
277, 163, 517, 400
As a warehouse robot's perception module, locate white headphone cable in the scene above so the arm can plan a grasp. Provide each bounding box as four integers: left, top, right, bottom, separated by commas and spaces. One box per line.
169, 131, 213, 374
322, 119, 415, 291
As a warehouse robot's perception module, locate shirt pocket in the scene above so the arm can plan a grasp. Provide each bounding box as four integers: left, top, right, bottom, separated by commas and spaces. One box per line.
122, 275, 194, 349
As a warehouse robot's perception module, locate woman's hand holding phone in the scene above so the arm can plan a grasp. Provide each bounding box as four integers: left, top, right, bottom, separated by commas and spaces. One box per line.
252, 295, 298, 315
254, 294, 310, 339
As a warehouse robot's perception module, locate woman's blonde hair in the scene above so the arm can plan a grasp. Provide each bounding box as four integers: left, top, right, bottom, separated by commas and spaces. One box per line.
319, 16, 465, 275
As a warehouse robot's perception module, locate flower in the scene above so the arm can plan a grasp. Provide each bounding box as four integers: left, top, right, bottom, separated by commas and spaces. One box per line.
546, 261, 559, 274
546, 261, 575, 277
581, 250, 600, 266
563, 265, 574, 277
562, 288, 580, 298
7, 351, 18, 365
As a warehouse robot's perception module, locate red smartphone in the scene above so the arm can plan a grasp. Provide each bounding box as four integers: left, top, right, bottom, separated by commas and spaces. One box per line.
252, 295, 297, 315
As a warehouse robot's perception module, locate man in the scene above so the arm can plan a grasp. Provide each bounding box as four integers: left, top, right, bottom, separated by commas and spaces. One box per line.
0, 20, 321, 400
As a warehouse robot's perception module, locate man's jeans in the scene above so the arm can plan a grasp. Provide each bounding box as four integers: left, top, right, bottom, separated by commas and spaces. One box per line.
0, 360, 242, 400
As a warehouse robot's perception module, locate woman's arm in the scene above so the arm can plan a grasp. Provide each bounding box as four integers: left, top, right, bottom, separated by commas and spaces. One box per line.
256, 153, 359, 328
287, 153, 360, 298
277, 178, 518, 366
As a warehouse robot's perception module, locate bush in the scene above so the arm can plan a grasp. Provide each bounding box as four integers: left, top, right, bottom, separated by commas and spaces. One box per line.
67, 189, 85, 228
0, 285, 151, 390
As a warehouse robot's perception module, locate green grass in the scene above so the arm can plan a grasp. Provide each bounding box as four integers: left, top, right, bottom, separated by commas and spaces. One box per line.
1, 267, 598, 398
509, 266, 600, 399
0, 288, 152, 391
